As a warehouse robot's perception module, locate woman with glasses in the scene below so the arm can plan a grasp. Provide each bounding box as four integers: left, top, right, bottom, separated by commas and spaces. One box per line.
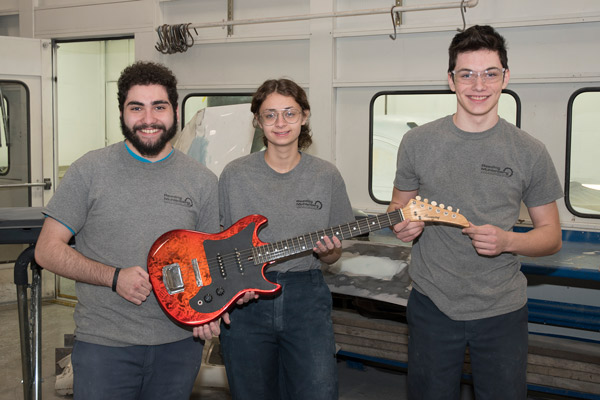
218, 78, 354, 400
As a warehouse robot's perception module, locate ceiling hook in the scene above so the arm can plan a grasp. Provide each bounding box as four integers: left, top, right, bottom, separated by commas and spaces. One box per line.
389, 5, 399, 40
457, 0, 467, 32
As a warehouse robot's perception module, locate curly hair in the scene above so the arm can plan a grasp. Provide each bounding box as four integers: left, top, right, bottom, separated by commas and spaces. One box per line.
448, 25, 508, 73
251, 78, 312, 151
117, 61, 178, 112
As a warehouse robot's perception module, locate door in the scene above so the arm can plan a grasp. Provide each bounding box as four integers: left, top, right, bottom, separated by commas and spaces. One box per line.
0, 36, 53, 208
0, 37, 53, 294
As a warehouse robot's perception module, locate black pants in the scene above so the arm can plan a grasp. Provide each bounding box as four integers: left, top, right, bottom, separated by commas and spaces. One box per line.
407, 289, 528, 400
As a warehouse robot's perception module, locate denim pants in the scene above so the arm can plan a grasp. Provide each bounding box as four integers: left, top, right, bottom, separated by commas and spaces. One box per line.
407, 289, 528, 400
71, 337, 203, 400
220, 269, 338, 400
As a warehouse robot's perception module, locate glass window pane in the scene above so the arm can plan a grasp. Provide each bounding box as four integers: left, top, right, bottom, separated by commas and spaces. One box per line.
0, 95, 8, 175
56, 38, 134, 170
567, 89, 600, 217
180, 95, 263, 176
370, 90, 519, 203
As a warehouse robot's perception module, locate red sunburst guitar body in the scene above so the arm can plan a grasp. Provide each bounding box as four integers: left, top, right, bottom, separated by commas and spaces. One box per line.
147, 197, 468, 326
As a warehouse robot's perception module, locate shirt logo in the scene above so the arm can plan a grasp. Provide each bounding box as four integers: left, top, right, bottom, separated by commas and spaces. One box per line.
480, 164, 513, 177
164, 194, 193, 207
296, 199, 323, 210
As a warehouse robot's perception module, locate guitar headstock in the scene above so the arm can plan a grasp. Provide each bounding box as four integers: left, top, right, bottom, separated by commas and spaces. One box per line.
402, 196, 469, 228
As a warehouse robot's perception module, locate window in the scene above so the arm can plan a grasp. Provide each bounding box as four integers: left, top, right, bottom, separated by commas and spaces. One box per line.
369, 90, 520, 203
566, 88, 600, 218
0, 94, 9, 175
180, 94, 263, 176
55, 38, 134, 175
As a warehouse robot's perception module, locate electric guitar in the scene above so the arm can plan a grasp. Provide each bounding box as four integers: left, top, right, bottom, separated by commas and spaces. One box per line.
147, 197, 468, 326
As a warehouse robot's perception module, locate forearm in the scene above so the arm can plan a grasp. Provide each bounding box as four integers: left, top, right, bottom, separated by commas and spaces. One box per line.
35, 226, 115, 287
507, 201, 562, 257
505, 224, 562, 257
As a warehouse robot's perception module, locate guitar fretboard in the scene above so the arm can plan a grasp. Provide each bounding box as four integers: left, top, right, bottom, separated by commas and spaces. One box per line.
252, 209, 405, 264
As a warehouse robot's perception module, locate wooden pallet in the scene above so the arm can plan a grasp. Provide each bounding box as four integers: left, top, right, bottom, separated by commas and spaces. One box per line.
332, 309, 600, 395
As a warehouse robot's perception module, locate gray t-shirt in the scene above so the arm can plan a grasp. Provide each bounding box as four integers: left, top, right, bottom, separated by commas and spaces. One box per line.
219, 151, 354, 273
394, 115, 562, 320
44, 142, 219, 346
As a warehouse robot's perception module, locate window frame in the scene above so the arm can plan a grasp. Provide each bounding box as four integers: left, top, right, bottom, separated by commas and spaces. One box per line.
181, 92, 254, 128
0, 80, 31, 179
565, 87, 600, 219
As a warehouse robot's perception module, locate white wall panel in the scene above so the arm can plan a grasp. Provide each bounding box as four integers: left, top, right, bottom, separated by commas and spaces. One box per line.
161, 0, 310, 40
0, 36, 45, 76
163, 40, 310, 90
336, 32, 449, 85
34, 1, 155, 39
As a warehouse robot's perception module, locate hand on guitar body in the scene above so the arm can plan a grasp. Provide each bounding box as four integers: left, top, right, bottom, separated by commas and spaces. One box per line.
113, 266, 153, 305
192, 290, 258, 340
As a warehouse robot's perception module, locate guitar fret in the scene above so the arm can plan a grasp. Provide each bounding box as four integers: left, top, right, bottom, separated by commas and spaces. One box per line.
298, 235, 309, 251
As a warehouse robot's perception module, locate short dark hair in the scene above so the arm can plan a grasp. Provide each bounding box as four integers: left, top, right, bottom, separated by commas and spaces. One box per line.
251, 78, 312, 150
117, 61, 178, 112
448, 25, 508, 73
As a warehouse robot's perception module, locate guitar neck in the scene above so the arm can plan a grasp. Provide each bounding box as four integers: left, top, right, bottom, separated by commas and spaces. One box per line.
253, 209, 405, 264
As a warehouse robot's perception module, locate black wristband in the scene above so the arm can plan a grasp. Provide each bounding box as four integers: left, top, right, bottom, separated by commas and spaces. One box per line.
111, 268, 120, 292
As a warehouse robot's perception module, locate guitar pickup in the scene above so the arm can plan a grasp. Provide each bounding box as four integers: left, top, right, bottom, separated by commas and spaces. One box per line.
192, 258, 203, 287
162, 263, 185, 295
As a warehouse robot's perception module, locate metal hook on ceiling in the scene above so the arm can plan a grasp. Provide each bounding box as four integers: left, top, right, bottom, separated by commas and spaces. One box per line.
457, 0, 467, 32
389, 5, 400, 40
154, 23, 197, 54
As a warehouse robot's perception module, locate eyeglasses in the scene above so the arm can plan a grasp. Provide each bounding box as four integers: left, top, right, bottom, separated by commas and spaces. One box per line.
258, 108, 302, 126
450, 68, 506, 84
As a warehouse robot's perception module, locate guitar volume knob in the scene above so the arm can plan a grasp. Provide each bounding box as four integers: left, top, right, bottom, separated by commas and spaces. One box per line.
216, 287, 225, 296
204, 294, 213, 303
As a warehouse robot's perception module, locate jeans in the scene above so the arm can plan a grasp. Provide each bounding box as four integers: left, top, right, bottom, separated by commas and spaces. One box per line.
407, 289, 528, 400
71, 337, 203, 400
220, 269, 338, 400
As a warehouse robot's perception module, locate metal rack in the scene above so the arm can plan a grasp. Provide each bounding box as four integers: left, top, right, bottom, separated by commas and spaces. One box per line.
0, 207, 45, 400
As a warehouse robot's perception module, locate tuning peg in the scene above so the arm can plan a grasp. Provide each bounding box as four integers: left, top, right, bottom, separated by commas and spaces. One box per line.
431, 201, 437, 206
424, 198, 429, 203
456, 208, 460, 214
447, 206, 453, 211
439, 204, 445, 209
416, 196, 422, 201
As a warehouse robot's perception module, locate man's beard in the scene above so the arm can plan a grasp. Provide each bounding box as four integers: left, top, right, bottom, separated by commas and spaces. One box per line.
121, 115, 178, 158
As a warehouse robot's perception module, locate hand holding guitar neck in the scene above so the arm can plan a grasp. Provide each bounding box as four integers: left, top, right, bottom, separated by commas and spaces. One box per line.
391, 196, 468, 242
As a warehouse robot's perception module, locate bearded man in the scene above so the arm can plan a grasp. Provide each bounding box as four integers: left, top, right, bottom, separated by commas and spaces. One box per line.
35, 61, 224, 400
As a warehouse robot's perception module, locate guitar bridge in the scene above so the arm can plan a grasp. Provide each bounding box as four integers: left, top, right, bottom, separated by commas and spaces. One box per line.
162, 263, 185, 295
